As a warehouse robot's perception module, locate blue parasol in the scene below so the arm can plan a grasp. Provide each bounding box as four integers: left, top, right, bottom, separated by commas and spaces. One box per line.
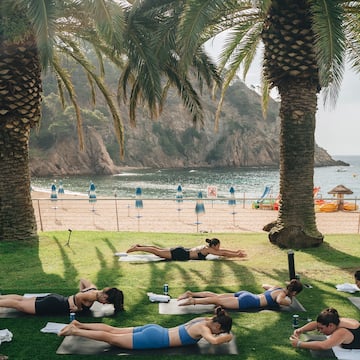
228, 186, 237, 225
135, 187, 143, 231
89, 181, 97, 211
50, 184, 57, 201
195, 191, 205, 214
176, 184, 183, 215
228, 186, 236, 206
195, 191, 205, 232
58, 180, 65, 195
135, 187, 143, 209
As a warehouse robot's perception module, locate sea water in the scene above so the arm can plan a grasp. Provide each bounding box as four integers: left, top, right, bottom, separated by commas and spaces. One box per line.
31, 155, 360, 200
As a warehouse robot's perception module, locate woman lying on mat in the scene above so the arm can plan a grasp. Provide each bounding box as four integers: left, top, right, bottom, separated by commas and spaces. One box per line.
177, 279, 303, 310
290, 307, 360, 351
126, 238, 247, 261
0, 278, 124, 315
59, 306, 233, 349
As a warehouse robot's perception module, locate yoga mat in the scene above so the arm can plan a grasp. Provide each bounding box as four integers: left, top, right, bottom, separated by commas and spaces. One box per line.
115, 253, 223, 263
56, 335, 238, 355
159, 299, 216, 315
159, 298, 306, 315
348, 297, 360, 310
116, 254, 165, 262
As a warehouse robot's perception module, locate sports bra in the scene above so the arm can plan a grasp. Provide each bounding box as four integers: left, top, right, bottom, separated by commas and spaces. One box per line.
197, 251, 207, 260
264, 288, 282, 307
342, 327, 360, 349
178, 325, 200, 345
73, 287, 97, 312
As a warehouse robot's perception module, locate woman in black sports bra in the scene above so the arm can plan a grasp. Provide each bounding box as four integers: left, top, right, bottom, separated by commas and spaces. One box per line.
0, 278, 124, 316
290, 307, 360, 352
126, 238, 247, 261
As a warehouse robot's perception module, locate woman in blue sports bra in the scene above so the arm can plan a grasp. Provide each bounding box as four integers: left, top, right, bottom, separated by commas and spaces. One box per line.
59, 306, 233, 349
126, 238, 247, 261
178, 279, 303, 310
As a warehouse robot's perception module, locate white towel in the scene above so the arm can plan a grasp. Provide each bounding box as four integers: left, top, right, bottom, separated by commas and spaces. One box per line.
40, 322, 67, 334
23, 293, 50, 298
0, 329, 13, 344
147, 292, 170, 303
336, 284, 360, 293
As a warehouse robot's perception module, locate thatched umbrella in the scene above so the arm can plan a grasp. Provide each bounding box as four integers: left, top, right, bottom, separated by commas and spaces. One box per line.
328, 185, 353, 210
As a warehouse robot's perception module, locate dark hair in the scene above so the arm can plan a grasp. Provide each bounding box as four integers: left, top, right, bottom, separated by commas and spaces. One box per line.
104, 288, 124, 312
286, 279, 303, 295
212, 306, 232, 333
317, 307, 340, 326
206, 238, 220, 247
354, 270, 360, 281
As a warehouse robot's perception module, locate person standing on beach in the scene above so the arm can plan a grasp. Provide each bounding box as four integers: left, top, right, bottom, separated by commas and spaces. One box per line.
126, 238, 247, 261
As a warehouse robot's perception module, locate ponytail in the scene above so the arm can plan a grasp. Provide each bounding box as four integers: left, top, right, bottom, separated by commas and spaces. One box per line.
212, 306, 232, 333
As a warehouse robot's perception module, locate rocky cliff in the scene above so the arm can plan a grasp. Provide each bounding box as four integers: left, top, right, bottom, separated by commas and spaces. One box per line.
29, 79, 346, 176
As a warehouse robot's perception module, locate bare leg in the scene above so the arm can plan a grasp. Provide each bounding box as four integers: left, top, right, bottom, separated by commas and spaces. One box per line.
179, 295, 239, 309
0, 295, 36, 314
59, 324, 134, 348
126, 245, 172, 259
177, 291, 232, 300
70, 320, 134, 334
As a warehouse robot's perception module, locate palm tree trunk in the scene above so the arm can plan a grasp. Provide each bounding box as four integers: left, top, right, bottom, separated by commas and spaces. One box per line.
0, 119, 37, 240
268, 79, 323, 248
0, 36, 41, 241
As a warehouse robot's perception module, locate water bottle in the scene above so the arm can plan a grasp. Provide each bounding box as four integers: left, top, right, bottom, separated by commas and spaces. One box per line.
163, 283, 169, 296
69, 312, 76, 322
292, 314, 299, 328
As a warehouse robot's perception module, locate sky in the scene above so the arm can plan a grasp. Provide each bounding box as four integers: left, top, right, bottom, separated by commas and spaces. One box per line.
205, 36, 360, 157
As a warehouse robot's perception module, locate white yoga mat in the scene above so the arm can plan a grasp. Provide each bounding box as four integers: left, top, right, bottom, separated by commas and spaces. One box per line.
348, 297, 360, 310
159, 299, 215, 315
336, 284, 360, 293
40, 322, 67, 334
116, 254, 165, 262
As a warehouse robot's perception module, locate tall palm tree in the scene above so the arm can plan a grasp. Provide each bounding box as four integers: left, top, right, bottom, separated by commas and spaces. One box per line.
173, 0, 360, 248
0, 0, 222, 241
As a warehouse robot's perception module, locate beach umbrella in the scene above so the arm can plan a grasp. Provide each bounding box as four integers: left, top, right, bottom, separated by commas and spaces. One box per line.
58, 180, 65, 195
195, 191, 205, 232
50, 184, 57, 201
228, 186, 236, 206
228, 186, 236, 225
89, 181, 97, 211
176, 184, 183, 215
135, 187, 143, 209
135, 187, 143, 231
328, 184, 353, 210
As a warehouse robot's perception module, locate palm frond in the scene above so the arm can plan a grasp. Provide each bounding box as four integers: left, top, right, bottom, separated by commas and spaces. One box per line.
310, 0, 346, 106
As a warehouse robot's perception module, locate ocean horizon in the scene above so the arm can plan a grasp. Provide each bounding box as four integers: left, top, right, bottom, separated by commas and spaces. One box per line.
31, 155, 360, 200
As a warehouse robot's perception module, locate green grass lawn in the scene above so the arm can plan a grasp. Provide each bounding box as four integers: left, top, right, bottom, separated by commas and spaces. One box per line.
0, 231, 359, 359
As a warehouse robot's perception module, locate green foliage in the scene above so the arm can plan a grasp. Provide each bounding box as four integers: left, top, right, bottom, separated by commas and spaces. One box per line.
0, 232, 359, 359
152, 123, 184, 156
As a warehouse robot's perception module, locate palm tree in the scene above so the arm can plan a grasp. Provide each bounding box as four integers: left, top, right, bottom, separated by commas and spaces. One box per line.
172, 0, 360, 248
0, 0, 222, 241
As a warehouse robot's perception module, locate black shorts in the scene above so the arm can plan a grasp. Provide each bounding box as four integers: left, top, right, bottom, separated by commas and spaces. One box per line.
170, 247, 190, 261
35, 293, 70, 315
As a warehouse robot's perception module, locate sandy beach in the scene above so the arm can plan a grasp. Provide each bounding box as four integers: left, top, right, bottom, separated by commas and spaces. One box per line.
31, 191, 360, 234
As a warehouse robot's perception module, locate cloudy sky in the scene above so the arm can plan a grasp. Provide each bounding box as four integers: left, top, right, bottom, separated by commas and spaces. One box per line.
205, 36, 359, 157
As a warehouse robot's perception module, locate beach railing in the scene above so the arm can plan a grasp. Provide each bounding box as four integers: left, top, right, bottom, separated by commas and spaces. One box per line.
32, 197, 360, 234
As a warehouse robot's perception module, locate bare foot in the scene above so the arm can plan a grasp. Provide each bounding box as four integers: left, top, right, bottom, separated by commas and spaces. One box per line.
177, 290, 193, 300
126, 244, 141, 253
178, 297, 195, 306
59, 324, 76, 336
